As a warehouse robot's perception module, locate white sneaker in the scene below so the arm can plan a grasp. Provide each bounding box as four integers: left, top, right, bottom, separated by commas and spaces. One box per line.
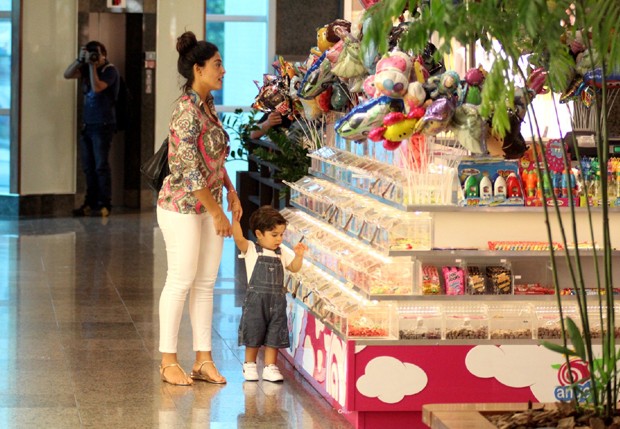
262, 364, 284, 382
243, 362, 259, 381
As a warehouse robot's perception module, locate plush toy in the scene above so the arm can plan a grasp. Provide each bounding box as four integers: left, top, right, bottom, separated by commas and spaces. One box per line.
368, 107, 426, 150
373, 50, 412, 98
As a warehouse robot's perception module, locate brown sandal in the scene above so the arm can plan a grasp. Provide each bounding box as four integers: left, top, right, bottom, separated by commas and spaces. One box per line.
190, 360, 227, 384
160, 363, 192, 386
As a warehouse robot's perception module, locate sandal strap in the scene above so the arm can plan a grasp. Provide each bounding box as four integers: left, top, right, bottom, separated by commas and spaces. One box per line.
160, 363, 188, 377
195, 360, 217, 372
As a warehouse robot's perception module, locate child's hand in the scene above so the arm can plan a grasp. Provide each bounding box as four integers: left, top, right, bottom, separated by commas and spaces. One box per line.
293, 242, 308, 257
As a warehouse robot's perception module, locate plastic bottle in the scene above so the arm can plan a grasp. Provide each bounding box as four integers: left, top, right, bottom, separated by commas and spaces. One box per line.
479, 172, 493, 200
525, 171, 537, 198
506, 173, 522, 198
464, 174, 479, 198
494, 175, 507, 200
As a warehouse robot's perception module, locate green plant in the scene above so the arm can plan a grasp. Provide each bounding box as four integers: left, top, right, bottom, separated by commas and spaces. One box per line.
362, 0, 619, 418
223, 108, 315, 184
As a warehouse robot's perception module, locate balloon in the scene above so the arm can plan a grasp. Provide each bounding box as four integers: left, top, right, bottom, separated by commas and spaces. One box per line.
330, 82, 349, 111
415, 98, 455, 135
358, 0, 381, 9
426, 70, 461, 100
331, 39, 366, 78
299, 98, 323, 121
317, 26, 335, 53
335, 95, 404, 141
297, 52, 337, 100
583, 68, 620, 89
252, 74, 293, 116
368, 109, 425, 151
452, 104, 487, 154
403, 81, 426, 111
373, 51, 412, 98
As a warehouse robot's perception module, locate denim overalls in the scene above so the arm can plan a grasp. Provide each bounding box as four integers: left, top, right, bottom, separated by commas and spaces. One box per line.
238, 243, 290, 349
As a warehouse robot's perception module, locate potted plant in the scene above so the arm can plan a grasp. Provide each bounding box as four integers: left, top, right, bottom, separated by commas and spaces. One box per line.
361, 0, 619, 425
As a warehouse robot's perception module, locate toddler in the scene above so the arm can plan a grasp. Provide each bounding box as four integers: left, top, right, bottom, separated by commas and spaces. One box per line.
233, 205, 308, 382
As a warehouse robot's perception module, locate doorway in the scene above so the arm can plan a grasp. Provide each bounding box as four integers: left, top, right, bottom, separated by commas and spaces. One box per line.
78, 11, 146, 210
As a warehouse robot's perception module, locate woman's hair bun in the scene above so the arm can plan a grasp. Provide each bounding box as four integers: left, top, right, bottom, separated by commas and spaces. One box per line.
176, 31, 198, 56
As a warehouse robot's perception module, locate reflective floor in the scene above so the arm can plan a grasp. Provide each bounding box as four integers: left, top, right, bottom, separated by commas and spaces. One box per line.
0, 210, 354, 429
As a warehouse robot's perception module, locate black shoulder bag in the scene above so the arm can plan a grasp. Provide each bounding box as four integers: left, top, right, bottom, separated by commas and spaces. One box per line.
140, 138, 170, 192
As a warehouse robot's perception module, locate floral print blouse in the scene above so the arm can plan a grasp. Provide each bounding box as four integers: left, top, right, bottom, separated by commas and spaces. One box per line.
157, 90, 229, 214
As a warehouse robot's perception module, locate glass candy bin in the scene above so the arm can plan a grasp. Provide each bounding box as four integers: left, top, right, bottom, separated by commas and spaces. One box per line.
345, 301, 397, 339
488, 304, 534, 340
534, 304, 578, 339
444, 304, 489, 340
367, 257, 415, 295
398, 305, 443, 340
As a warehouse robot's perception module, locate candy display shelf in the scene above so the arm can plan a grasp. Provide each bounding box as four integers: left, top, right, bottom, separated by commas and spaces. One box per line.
279, 136, 620, 429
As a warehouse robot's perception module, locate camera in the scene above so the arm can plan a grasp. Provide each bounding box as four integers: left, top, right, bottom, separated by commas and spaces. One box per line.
88, 50, 100, 62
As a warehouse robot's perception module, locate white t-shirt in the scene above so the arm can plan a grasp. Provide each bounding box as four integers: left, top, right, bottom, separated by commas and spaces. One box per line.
240, 243, 294, 283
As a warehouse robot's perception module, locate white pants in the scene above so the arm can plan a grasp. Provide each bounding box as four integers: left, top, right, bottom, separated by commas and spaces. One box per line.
157, 207, 224, 353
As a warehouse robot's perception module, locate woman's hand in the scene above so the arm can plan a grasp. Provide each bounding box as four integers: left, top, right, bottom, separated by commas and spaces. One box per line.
213, 209, 232, 237
226, 191, 242, 222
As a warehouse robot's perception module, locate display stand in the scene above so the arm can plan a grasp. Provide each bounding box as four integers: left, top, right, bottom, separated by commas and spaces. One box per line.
277, 135, 620, 429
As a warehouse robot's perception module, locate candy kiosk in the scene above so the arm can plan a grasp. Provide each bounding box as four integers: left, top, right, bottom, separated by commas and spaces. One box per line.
274, 133, 620, 429
243, 4, 620, 428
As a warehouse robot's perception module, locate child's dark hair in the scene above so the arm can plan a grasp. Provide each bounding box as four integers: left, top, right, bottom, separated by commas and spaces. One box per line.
249, 206, 287, 234
176, 31, 219, 93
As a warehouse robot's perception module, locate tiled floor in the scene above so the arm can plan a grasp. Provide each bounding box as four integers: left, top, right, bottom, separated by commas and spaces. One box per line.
0, 210, 354, 429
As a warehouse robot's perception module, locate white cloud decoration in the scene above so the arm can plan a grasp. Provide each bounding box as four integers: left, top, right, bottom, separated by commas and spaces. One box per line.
465, 345, 564, 402
356, 356, 428, 404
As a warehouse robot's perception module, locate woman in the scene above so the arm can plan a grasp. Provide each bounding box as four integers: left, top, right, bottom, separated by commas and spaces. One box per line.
157, 31, 242, 386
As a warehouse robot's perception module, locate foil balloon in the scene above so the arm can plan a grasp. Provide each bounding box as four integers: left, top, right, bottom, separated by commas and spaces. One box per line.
374, 51, 412, 98
363, 75, 377, 98
330, 82, 349, 111
299, 98, 323, 121
358, 0, 381, 9
403, 81, 426, 112
298, 52, 337, 100
335, 95, 404, 141
414, 98, 455, 135
452, 104, 487, 154
583, 68, 620, 88
252, 75, 293, 116
317, 26, 335, 53
367, 108, 425, 151
331, 39, 366, 78
426, 70, 461, 100
526, 67, 549, 95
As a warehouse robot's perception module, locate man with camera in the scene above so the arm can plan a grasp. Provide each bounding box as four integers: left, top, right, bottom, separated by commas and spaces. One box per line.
64, 41, 119, 217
